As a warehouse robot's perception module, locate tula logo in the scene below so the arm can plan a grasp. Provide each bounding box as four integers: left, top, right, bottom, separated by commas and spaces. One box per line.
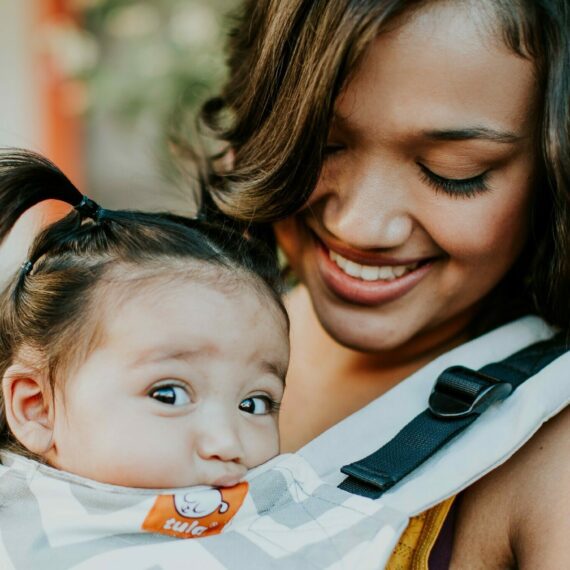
174, 489, 229, 518
142, 483, 249, 539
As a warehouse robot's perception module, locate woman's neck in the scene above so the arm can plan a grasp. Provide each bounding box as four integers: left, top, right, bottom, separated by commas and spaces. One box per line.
279, 286, 475, 452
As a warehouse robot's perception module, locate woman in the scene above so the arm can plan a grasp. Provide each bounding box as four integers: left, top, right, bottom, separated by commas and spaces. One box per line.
198, 0, 570, 567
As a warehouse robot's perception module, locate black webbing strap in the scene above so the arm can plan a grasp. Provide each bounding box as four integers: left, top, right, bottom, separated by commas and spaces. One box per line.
338, 333, 569, 499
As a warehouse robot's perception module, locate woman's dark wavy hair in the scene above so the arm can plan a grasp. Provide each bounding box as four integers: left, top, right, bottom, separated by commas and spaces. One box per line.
194, 0, 570, 332
0, 149, 286, 453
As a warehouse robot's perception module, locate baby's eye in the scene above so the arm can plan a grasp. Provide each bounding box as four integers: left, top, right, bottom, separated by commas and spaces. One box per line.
239, 396, 278, 415
149, 385, 190, 406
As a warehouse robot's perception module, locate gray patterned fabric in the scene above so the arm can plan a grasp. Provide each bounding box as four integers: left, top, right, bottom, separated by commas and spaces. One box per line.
0, 452, 407, 569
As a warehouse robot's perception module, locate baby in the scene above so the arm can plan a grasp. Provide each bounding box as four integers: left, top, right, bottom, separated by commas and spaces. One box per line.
0, 151, 396, 570
0, 149, 289, 490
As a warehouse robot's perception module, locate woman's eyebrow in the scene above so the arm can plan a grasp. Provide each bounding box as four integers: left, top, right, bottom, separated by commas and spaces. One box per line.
421, 127, 523, 143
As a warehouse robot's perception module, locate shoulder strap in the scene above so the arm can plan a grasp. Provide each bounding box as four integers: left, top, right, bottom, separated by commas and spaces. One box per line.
338, 333, 569, 499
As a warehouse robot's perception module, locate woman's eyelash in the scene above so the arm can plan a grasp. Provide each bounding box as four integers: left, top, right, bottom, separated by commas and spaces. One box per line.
323, 143, 345, 156
418, 163, 490, 197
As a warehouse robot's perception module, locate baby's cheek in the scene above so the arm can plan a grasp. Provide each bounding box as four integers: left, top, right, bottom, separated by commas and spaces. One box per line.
244, 421, 281, 468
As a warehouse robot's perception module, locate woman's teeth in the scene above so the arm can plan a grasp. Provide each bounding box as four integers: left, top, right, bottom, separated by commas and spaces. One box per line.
329, 250, 419, 281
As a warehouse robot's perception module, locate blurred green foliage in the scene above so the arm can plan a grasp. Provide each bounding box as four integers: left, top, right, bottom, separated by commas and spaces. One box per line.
76, 0, 239, 130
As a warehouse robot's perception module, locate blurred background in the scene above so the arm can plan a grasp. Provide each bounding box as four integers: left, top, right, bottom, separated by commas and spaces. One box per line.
1, 0, 239, 208
0, 0, 238, 276
0, 0, 239, 277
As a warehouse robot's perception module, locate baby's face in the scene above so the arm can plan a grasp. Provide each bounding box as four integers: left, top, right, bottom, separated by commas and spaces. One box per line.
47, 276, 289, 488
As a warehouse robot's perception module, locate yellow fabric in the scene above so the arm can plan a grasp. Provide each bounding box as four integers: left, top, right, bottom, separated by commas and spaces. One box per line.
386, 497, 455, 570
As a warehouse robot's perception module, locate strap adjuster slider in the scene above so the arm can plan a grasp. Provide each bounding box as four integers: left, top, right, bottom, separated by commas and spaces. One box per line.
340, 464, 396, 492
429, 366, 512, 418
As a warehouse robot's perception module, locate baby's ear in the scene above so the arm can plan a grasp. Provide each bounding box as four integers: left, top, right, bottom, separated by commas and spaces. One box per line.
2, 363, 55, 456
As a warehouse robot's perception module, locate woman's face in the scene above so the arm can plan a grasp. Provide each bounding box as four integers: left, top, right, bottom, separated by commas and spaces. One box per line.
275, 3, 538, 353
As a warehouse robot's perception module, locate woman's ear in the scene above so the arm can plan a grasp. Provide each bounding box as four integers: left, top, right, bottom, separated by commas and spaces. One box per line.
2, 364, 55, 456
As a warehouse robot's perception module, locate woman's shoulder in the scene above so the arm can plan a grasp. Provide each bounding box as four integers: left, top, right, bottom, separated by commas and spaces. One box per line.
451, 404, 570, 569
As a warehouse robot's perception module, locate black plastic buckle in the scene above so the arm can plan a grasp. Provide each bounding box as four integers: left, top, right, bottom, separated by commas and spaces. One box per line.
340, 463, 397, 492
429, 366, 513, 419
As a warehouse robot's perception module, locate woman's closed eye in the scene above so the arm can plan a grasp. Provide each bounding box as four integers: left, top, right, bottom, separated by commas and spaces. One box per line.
239, 396, 281, 415
418, 163, 490, 197
323, 142, 345, 157
149, 383, 191, 406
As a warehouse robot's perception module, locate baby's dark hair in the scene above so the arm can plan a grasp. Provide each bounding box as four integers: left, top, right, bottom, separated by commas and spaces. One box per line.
0, 149, 287, 453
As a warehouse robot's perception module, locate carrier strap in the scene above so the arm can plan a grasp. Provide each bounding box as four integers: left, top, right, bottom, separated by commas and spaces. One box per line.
338, 333, 569, 499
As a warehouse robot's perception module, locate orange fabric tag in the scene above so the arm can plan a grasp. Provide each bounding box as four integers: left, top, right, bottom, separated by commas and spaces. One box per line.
142, 482, 249, 539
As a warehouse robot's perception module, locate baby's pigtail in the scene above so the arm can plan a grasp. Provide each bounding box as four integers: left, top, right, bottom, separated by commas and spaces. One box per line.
0, 149, 83, 244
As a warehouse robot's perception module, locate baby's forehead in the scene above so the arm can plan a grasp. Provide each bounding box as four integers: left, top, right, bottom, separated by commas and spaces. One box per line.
96, 261, 286, 324
88, 268, 289, 372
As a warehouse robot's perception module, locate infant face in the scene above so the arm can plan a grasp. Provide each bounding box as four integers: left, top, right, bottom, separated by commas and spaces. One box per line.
47, 277, 289, 488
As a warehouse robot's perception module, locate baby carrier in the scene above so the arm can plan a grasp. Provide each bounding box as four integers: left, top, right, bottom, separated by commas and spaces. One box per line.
1, 316, 568, 569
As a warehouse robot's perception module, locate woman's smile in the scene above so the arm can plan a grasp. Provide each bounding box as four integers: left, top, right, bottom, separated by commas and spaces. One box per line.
310, 227, 438, 306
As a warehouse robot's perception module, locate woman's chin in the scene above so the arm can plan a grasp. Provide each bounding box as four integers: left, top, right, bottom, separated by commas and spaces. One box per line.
308, 285, 476, 360
311, 297, 415, 354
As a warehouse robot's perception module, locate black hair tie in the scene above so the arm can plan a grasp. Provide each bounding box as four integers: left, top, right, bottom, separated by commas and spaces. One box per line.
75, 195, 105, 221
20, 260, 33, 276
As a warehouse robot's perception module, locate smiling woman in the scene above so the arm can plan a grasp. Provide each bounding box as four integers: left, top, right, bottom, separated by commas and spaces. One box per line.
196, 0, 570, 567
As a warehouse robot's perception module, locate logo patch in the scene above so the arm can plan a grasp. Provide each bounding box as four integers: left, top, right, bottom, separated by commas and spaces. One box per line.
142, 483, 248, 539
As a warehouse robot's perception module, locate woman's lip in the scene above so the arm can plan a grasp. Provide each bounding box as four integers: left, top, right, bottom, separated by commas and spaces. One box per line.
309, 228, 428, 266
314, 237, 435, 306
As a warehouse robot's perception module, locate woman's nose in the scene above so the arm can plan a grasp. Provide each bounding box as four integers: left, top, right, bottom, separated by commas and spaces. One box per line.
195, 420, 244, 463
317, 163, 415, 249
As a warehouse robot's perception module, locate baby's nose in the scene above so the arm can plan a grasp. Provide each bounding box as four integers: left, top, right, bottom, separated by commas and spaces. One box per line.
196, 422, 244, 463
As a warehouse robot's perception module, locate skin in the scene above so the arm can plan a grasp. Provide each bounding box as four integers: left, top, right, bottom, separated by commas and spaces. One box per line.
272, 2, 569, 567
41, 277, 289, 488
451, 405, 570, 569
